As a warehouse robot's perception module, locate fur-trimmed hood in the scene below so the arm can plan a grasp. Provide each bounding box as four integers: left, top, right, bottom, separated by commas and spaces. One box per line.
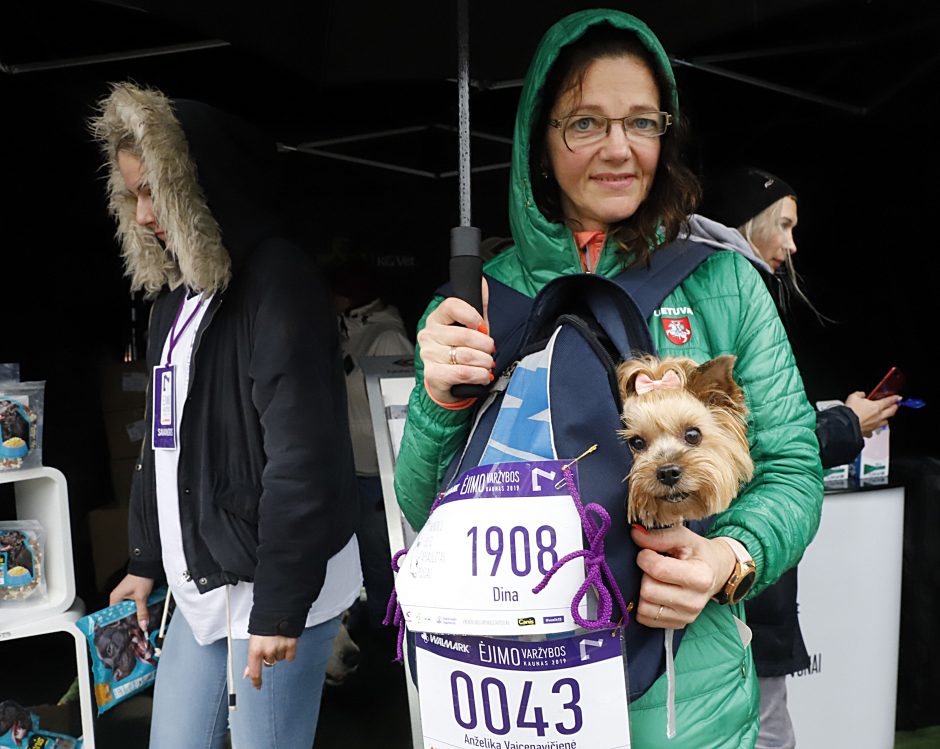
91, 83, 280, 296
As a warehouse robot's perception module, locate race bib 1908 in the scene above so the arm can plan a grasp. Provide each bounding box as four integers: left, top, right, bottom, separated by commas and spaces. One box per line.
395, 460, 588, 636
415, 628, 630, 748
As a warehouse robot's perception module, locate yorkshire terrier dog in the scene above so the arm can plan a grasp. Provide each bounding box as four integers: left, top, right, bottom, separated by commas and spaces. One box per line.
617, 354, 754, 527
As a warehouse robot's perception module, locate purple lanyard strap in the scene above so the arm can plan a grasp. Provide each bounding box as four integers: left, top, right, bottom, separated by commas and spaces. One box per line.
165, 293, 205, 365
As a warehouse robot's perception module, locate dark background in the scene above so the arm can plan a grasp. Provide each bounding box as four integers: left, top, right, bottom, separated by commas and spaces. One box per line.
1, 0, 937, 727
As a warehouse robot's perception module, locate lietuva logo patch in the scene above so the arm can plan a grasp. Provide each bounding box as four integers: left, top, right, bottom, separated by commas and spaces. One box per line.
654, 306, 694, 345
661, 316, 692, 345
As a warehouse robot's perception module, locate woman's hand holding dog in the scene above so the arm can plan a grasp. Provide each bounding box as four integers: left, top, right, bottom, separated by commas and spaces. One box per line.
244, 635, 297, 689
419, 279, 494, 405
630, 525, 737, 629
109, 574, 155, 632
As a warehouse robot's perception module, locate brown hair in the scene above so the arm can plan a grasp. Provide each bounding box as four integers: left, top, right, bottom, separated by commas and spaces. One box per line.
529, 24, 701, 266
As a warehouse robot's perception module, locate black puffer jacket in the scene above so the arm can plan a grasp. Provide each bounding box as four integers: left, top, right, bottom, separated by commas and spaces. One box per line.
745, 273, 863, 675
94, 85, 358, 638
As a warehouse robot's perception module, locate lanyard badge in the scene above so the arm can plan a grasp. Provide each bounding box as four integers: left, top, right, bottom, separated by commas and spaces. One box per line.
152, 364, 177, 450
151, 292, 205, 451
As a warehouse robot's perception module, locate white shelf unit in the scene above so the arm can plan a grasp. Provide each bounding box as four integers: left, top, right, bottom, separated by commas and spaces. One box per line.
1, 467, 75, 626
1, 466, 96, 748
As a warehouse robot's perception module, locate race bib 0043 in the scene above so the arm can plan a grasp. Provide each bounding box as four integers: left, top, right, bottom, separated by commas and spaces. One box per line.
415, 628, 630, 748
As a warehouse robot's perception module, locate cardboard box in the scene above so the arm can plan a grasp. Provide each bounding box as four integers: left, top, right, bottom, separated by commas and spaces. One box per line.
29, 702, 82, 739
110, 456, 138, 506
852, 425, 890, 482
103, 408, 146, 460
98, 360, 148, 413
816, 399, 891, 485
88, 505, 130, 591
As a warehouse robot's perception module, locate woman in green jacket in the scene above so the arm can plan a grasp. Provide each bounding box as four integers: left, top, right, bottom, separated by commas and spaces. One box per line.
394, 9, 823, 747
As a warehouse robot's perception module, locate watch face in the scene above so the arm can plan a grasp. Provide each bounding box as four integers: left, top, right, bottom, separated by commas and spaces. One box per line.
730, 567, 757, 605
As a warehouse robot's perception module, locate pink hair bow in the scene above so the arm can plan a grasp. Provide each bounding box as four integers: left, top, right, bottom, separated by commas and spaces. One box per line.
634, 370, 682, 395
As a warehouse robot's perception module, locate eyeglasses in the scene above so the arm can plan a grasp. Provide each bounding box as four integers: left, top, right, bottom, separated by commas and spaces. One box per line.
549, 111, 673, 152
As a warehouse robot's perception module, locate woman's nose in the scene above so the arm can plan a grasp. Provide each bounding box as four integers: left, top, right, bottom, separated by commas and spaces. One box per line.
135, 194, 155, 227
599, 124, 632, 160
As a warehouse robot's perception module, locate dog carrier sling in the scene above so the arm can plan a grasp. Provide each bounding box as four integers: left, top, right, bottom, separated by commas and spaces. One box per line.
437, 237, 716, 701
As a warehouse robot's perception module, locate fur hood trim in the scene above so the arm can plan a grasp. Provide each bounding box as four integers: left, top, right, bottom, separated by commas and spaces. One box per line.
91, 82, 231, 296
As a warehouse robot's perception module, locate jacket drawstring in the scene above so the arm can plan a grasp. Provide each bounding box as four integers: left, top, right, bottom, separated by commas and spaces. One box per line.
225, 585, 237, 711
665, 627, 677, 739
154, 588, 173, 657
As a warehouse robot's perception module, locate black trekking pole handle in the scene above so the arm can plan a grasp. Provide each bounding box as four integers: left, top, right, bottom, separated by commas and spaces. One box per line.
449, 226, 489, 399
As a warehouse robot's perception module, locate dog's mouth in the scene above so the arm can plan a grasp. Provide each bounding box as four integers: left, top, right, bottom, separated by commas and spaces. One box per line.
661, 490, 690, 504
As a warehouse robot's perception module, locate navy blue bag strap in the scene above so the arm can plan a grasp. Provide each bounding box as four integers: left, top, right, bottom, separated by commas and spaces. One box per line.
611, 238, 715, 318
435, 238, 715, 369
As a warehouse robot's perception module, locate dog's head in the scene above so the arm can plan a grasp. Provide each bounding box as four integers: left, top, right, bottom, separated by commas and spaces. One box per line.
0, 530, 25, 553
95, 617, 150, 681
0, 700, 33, 744
325, 612, 361, 687
617, 354, 754, 527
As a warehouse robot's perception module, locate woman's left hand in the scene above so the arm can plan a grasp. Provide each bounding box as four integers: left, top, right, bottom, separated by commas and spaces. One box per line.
244, 634, 298, 689
630, 525, 736, 629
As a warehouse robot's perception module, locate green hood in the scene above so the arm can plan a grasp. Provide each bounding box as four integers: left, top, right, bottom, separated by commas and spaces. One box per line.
500, 9, 678, 294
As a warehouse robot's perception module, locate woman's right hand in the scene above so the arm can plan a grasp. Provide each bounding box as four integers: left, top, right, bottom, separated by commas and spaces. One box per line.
845, 391, 901, 438
418, 279, 495, 405
109, 574, 155, 632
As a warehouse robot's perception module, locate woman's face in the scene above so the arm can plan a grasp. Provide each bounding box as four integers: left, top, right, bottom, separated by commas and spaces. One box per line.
752, 197, 798, 273
118, 151, 166, 242
547, 55, 662, 233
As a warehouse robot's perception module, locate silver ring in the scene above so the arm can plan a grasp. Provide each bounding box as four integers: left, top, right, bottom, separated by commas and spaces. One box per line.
448, 346, 459, 366
262, 658, 275, 667
654, 604, 665, 622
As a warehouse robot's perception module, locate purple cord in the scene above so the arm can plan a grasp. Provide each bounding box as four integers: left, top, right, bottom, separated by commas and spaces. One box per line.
531, 467, 629, 630
382, 549, 409, 662
382, 492, 448, 662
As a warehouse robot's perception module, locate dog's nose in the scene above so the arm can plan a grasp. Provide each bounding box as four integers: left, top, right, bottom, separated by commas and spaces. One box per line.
656, 464, 682, 486
343, 648, 362, 669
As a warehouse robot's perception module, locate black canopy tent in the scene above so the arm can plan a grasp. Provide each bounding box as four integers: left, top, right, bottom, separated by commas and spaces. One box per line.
2, 0, 939, 734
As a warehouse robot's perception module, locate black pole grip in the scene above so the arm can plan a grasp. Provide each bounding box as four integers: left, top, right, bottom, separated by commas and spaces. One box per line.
449, 226, 488, 399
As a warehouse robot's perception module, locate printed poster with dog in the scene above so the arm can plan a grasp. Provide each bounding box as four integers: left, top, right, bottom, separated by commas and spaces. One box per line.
394, 460, 588, 636
415, 628, 630, 748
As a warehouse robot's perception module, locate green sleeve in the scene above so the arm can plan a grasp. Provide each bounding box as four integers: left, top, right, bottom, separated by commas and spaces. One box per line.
707, 255, 824, 597
394, 296, 477, 531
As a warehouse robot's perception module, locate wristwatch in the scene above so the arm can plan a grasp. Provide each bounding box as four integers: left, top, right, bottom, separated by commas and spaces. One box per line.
713, 537, 757, 605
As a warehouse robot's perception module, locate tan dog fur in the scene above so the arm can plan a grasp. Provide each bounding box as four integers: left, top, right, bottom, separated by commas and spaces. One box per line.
617, 354, 754, 527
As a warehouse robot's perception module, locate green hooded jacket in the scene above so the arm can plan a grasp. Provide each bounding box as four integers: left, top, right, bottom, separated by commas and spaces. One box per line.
394, 9, 823, 747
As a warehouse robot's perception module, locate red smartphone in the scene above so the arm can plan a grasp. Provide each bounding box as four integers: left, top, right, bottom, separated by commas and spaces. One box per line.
867, 366, 906, 400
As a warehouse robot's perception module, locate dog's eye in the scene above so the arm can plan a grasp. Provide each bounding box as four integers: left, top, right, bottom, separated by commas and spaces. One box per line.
684, 428, 702, 446
627, 436, 647, 452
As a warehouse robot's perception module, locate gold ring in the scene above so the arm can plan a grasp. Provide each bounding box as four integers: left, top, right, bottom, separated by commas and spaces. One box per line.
448, 346, 459, 366
262, 658, 275, 667
654, 604, 665, 622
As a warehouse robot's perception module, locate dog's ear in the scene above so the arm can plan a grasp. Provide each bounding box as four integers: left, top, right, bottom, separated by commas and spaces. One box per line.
616, 355, 658, 399
687, 355, 747, 415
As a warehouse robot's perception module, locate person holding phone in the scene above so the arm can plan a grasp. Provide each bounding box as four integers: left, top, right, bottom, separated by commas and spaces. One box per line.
707, 166, 901, 749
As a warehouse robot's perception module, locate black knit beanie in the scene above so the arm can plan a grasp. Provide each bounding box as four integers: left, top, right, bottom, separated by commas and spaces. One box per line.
706, 167, 797, 229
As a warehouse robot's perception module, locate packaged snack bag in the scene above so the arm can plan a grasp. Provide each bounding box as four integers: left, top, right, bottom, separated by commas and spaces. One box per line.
76, 588, 171, 715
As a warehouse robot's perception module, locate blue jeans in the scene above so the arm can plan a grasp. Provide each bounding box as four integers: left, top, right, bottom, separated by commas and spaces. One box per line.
150, 610, 340, 749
